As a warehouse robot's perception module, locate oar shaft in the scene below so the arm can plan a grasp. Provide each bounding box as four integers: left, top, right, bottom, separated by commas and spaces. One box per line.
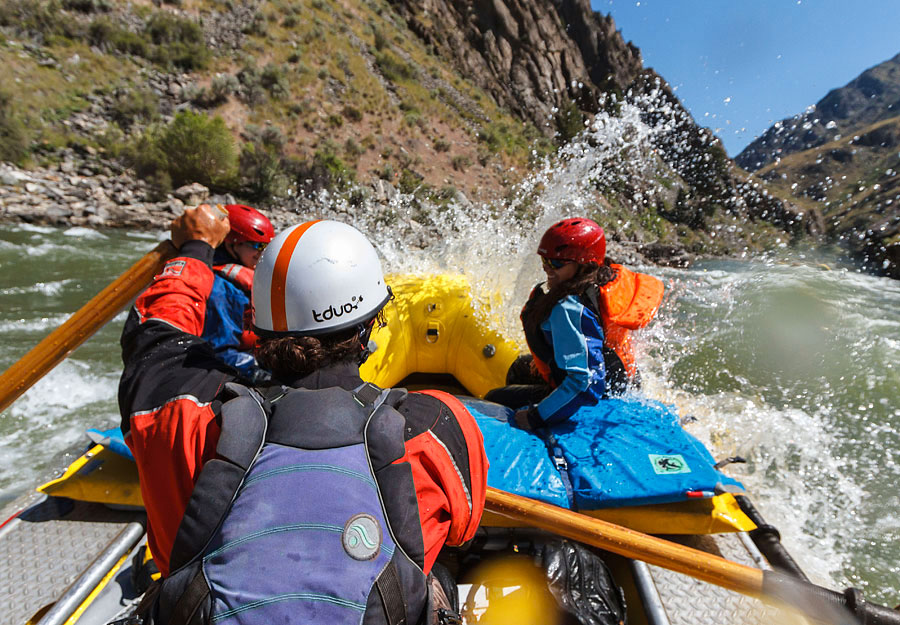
484, 487, 764, 596
0, 240, 176, 414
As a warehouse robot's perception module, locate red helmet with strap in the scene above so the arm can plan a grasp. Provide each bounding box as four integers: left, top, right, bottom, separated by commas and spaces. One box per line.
537, 218, 606, 265
223, 204, 275, 244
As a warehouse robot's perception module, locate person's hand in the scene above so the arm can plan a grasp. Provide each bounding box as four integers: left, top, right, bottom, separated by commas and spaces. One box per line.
171, 204, 230, 249
513, 408, 533, 430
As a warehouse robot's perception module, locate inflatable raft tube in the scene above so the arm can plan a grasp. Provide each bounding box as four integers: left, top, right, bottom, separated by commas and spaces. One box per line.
41, 273, 753, 535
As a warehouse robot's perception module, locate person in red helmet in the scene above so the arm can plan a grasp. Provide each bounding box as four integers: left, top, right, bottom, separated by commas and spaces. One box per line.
200, 204, 275, 382
486, 217, 664, 429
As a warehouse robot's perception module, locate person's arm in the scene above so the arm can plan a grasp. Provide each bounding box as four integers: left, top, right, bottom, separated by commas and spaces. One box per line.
118, 206, 234, 426
117, 206, 234, 576
381, 390, 488, 574
520, 297, 606, 428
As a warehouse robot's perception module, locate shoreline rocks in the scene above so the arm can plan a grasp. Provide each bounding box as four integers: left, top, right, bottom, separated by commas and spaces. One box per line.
0, 158, 692, 268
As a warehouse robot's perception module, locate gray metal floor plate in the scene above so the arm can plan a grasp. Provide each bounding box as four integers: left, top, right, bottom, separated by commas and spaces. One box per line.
646, 533, 804, 625
0, 496, 144, 625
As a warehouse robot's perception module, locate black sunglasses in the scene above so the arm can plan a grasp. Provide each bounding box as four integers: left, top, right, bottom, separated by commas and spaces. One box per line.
542, 257, 570, 270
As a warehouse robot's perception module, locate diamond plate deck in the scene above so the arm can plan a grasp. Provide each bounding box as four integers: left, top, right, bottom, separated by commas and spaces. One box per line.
0, 495, 144, 625
644, 533, 805, 625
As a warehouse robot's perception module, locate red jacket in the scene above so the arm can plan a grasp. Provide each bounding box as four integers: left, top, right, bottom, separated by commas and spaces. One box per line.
118, 241, 487, 576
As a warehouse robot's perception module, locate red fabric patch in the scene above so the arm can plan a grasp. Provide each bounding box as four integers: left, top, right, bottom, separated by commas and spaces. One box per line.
161, 260, 186, 277
127, 398, 221, 577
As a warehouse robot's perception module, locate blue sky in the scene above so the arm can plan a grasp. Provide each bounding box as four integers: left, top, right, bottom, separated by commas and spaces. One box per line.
593, 0, 900, 157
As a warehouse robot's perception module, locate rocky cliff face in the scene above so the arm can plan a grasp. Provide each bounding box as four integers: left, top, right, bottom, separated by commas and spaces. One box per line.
390, 0, 643, 131
390, 0, 819, 242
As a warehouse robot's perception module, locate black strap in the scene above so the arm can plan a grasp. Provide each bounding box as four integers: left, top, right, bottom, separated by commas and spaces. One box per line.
542, 431, 576, 510
168, 389, 268, 572
167, 569, 210, 625
376, 561, 408, 625
353, 381, 383, 406
582, 283, 601, 317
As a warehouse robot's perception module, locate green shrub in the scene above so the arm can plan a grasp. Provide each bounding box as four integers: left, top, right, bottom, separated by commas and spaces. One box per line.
344, 137, 363, 160
451, 154, 471, 172
342, 105, 362, 122
145, 169, 173, 202
87, 12, 209, 70
200, 73, 240, 107
110, 88, 159, 129
240, 125, 288, 200
130, 111, 238, 190
62, 0, 111, 13
88, 19, 148, 56
145, 13, 210, 70
397, 168, 422, 194
0, 1, 84, 41
95, 122, 125, 158
260, 64, 289, 99
377, 163, 393, 180
372, 26, 387, 51
375, 51, 416, 82
430, 185, 458, 206
237, 63, 280, 105
236, 67, 260, 104
241, 10, 267, 36
0, 90, 30, 164
403, 111, 421, 128
555, 99, 583, 144
294, 142, 355, 192
433, 138, 450, 152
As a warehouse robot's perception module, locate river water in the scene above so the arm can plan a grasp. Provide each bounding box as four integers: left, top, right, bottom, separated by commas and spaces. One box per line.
1, 97, 898, 606
1, 221, 898, 605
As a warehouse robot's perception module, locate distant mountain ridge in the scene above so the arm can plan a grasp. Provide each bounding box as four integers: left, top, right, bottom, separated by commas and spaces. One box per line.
737, 53, 900, 278
737, 53, 900, 171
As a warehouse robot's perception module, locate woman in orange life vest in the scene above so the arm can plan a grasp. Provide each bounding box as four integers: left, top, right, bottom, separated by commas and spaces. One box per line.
485, 217, 664, 430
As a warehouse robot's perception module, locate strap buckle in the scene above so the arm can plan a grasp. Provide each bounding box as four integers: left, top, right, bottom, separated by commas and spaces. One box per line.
437, 609, 463, 625
552, 455, 568, 471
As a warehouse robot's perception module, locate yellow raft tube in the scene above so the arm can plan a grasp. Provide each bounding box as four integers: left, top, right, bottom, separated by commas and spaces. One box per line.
41, 273, 753, 535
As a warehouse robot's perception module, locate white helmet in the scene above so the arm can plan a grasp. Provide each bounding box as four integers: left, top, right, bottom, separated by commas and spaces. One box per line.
252, 220, 391, 336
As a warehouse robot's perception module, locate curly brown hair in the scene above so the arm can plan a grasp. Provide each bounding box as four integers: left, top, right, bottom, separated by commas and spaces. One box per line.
255, 328, 364, 382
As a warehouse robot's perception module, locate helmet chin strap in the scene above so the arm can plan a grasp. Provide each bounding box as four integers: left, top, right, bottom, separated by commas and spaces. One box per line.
356, 304, 389, 365
356, 318, 378, 365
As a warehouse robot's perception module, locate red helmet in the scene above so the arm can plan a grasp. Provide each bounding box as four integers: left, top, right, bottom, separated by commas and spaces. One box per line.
537, 218, 606, 265
224, 204, 275, 244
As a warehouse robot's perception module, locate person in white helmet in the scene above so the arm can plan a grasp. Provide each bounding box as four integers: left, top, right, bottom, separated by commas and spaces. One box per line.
118, 205, 487, 625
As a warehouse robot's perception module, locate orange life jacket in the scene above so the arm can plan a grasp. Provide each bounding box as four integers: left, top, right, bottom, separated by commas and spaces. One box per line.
592, 264, 664, 377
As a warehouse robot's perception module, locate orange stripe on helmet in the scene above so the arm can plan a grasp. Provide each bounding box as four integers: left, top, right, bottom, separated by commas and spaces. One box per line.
271, 220, 321, 332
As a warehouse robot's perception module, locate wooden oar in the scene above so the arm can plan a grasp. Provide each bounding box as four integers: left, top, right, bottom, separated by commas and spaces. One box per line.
485, 487, 900, 624
0, 240, 176, 414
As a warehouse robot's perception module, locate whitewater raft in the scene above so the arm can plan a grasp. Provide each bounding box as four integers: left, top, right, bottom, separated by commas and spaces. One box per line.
1, 274, 807, 625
